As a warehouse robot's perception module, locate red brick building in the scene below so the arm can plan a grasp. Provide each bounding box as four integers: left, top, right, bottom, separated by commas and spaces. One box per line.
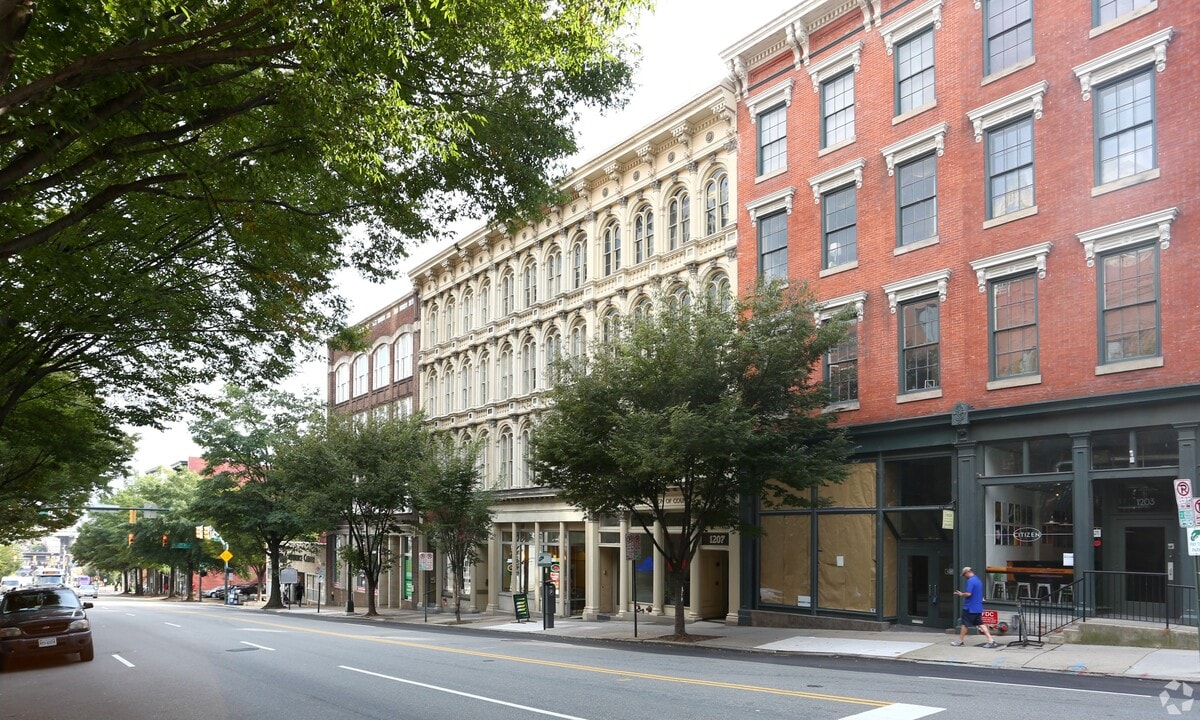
723, 0, 1198, 628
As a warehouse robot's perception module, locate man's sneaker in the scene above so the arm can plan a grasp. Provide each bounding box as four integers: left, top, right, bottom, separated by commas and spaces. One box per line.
983, 641, 999, 648
950, 640, 964, 646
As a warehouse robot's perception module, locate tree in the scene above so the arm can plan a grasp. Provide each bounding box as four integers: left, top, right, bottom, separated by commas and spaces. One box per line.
0, 544, 20, 576
189, 385, 325, 609
0, 0, 647, 446
529, 283, 853, 638
0, 373, 132, 543
279, 412, 427, 617
414, 435, 493, 623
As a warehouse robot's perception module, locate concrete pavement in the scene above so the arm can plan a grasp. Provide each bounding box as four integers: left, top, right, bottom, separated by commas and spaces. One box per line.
221, 598, 1200, 684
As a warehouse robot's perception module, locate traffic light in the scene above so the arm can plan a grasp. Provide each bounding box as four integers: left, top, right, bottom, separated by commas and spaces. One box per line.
127, 533, 134, 546
161, 534, 168, 547
129, 509, 137, 523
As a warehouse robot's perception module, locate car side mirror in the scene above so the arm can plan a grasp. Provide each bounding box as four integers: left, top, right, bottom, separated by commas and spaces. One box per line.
83, 602, 94, 609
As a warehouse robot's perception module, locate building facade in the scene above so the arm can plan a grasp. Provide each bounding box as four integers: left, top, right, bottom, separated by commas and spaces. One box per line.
407, 85, 742, 622
723, 0, 1199, 628
325, 293, 424, 610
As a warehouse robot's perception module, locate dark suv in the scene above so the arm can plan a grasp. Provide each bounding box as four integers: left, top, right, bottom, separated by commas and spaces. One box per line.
0, 586, 94, 670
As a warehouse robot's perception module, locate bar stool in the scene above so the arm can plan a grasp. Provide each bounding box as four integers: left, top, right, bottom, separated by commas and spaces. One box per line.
1015, 581, 1032, 599
989, 573, 1009, 600
1057, 584, 1074, 604
1035, 581, 1053, 600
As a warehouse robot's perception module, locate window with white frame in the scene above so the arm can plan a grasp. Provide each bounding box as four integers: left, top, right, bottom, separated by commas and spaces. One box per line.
822, 72, 855, 148
352, 355, 368, 396
901, 297, 940, 393
818, 292, 865, 406
898, 153, 937, 246
633, 204, 654, 263
667, 189, 690, 249
546, 248, 562, 298
758, 211, 788, 283
970, 242, 1050, 384
443, 368, 453, 413
394, 333, 413, 380
602, 221, 621, 276
426, 305, 438, 345
334, 364, 349, 403
822, 185, 857, 270
707, 273, 732, 311
424, 371, 436, 415
758, 104, 787, 175
395, 396, 413, 418
479, 282, 491, 323
445, 298, 455, 339
372, 345, 390, 390
462, 291, 473, 331
1100, 245, 1159, 364
520, 428, 533, 487
984, 0, 1033, 76
569, 323, 586, 359
499, 344, 513, 399
544, 332, 561, 384
1095, 69, 1155, 186
460, 362, 471, 409
896, 28, 935, 116
570, 236, 588, 289
987, 117, 1034, 219
498, 429, 513, 488
521, 337, 537, 394
523, 262, 538, 308
477, 351, 489, 403
704, 170, 730, 236
501, 271, 515, 315
601, 309, 619, 346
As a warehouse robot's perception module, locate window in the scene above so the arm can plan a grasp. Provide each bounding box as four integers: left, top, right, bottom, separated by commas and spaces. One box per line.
667, 189, 690, 249
984, 0, 1032, 76
1095, 0, 1153, 27
499, 345, 513, 399
758, 211, 788, 283
546, 249, 562, 298
570, 236, 588, 289
601, 309, 619, 346
334, 364, 349, 403
477, 351, 489, 404
460, 362, 471, 409
372, 345, 390, 390
1100, 244, 1158, 363
426, 306, 438, 345
704, 171, 730, 236
991, 274, 1038, 379
569, 323, 586, 359
707, 273, 731, 311
901, 297, 940, 393
501, 271, 515, 315
521, 338, 537, 394
822, 185, 857, 269
545, 332, 561, 384
827, 322, 859, 404
445, 298, 455, 339
602, 222, 621, 276
986, 117, 1034, 219
498, 429, 513, 488
352, 355, 368, 396
394, 333, 413, 380
462, 291, 473, 331
424, 372, 436, 415
896, 28, 935, 115
757, 104, 786, 175
897, 153, 937, 246
443, 368, 453, 412
822, 71, 855, 148
1095, 69, 1155, 186
523, 262, 538, 307
633, 204, 654, 263
479, 282, 491, 323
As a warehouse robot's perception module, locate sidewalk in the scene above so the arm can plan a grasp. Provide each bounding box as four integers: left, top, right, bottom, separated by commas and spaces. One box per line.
233, 599, 1200, 683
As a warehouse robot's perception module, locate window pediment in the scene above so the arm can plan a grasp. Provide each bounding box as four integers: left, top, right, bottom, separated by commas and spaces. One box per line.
880, 123, 947, 175
816, 291, 867, 323
806, 41, 863, 93
747, 78, 795, 123
808, 158, 865, 203
1077, 207, 1177, 267
1072, 27, 1173, 101
966, 81, 1048, 142
880, 0, 943, 55
882, 269, 951, 313
745, 186, 796, 226
969, 242, 1051, 292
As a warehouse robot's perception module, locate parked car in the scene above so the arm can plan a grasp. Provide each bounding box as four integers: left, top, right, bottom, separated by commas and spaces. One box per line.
74, 583, 97, 599
201, 586, 226, 599
0, 587, 94, 670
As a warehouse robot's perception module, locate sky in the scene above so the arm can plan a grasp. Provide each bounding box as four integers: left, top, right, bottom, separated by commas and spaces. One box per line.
127, 0, 799, 474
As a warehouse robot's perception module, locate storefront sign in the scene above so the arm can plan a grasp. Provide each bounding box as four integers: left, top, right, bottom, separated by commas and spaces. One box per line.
941, 509, 954, 530
1013, 526, 1042, 543
703, 533, 728, 546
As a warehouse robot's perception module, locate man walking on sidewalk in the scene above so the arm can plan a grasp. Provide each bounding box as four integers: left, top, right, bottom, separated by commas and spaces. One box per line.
952, 566, 997, 648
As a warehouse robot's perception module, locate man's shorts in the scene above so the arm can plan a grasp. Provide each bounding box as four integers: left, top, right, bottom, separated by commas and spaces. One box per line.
961, 610, 983, 627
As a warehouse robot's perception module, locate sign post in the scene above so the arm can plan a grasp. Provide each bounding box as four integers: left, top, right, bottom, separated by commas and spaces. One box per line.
419, 552, 434, 622
626, 534, 641, 638
1178, 480, 1199, 664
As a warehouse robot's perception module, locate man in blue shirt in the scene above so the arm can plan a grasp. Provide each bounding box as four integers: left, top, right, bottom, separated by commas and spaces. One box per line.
952, 566, 997, 647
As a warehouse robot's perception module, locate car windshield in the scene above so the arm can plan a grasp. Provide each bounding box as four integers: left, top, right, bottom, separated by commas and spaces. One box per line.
1, 589, 81, 613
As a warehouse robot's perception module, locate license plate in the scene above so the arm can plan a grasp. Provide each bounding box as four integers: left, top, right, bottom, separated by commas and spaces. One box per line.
37, 637, 57, 648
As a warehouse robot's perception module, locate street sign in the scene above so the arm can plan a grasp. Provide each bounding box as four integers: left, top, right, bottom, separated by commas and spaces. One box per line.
219, 549, 233, 563
170, 543, 192, 549
1180, 510, 1196, 528
1188, 528, 1200, 557
418, 552, 434, 571
1176, 479, 1194, 510
625, 533, 641, 560
280, 568, 298, 585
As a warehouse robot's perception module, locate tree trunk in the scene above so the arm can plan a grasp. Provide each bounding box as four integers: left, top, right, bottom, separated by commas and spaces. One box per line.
672, 577, 687, 637
264, 538, 283, 609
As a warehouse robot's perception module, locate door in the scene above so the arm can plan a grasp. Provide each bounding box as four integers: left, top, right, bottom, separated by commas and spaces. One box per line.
697, 550, 728, 620
898, 545, 954, 628
1121, 522, 1169, 617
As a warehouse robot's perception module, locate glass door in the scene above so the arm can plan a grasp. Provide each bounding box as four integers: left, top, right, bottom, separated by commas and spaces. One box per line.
899, 545, 954, 628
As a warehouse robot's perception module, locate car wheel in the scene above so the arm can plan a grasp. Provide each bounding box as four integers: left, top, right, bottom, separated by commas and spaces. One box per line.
79, 643, 94, 662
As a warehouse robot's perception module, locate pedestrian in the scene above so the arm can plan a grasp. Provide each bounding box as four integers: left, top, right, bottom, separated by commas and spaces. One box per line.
952, 566, 998, 648
294, 584, 304, 607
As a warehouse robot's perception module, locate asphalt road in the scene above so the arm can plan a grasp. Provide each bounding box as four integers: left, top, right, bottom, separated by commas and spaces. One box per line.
0, 595, 1171, 720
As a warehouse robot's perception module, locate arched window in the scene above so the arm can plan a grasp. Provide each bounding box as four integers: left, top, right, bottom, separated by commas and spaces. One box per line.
546, 248, 562, 298
335, 364, 349, 403
569, 323, 587, 359
499, 344, 513, 400
523, 261, 538, 308
520, 428, 533, 487
478, 282, 491, 324
372, 345, 390, 390
498, 429, 513, 489
461, 291, 473, 331
352, 355, 368, 396
632, 297, 652, 323
544, 331, 562, 384
394, 333, 413, 380
601, 309, 620, 345
445, 298, 456, 339
705, 170, 730, 236
707, 273, 732, 311
477, 351, 489, 404
602, 222, 621, 276
521, 337, 537, 394
668, 188, 690, 250
460, 361, 471, 409
501, 271, 515, 316
426, 305, 439, 345
477, 429, 491, 487
425, 370, 437, 415
670, 284, 691, 310
443, 367, 453, 413
570, 235, 588, 289
634, 204, 654, 263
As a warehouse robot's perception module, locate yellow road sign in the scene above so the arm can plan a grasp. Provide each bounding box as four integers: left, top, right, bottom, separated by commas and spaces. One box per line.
219, 550, 233, 563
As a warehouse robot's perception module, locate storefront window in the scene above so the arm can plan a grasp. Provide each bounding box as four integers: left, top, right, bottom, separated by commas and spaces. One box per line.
759, 514, 811, 607
984, 436, 1071, 475
1093, 427, 1177, 469
822, 462, 876, 508
817, 514, 876, 613
984, 482, 1073, 600
632, 534, 653, 605
883, 457, 951, 506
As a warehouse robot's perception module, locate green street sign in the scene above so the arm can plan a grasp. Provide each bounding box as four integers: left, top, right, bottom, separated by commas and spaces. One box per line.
171, 543, 192, 549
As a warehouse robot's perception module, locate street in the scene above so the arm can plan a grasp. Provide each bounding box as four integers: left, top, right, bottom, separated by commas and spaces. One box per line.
0, 595, 1169, 720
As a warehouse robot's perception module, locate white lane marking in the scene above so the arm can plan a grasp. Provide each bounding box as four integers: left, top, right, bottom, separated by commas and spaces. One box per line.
124, 613, 136, 616
919, 676, 1146, 698
240, 641, 276, 651
112, 654, 135, 668
839, 704, 944, 719
239, 628, 287, 633
340, 665, 589, 720
164, 622, 181, 628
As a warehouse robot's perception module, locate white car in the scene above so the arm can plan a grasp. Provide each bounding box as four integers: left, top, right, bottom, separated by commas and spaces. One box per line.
74, 583, 97, 599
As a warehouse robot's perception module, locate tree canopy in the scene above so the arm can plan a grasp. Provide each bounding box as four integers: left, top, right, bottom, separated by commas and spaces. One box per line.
0, 0, 647, 451
529, 283, 853, 637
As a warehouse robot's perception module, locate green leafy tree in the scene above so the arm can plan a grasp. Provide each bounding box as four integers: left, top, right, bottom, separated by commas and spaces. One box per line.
0, 544, 20, 576
279, 413, 428, 616
0, 0, 646, 446
0, 373, 132, 543
414, 435, 493, 623
529, 283, 853, 638
189, 385, 325, 609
